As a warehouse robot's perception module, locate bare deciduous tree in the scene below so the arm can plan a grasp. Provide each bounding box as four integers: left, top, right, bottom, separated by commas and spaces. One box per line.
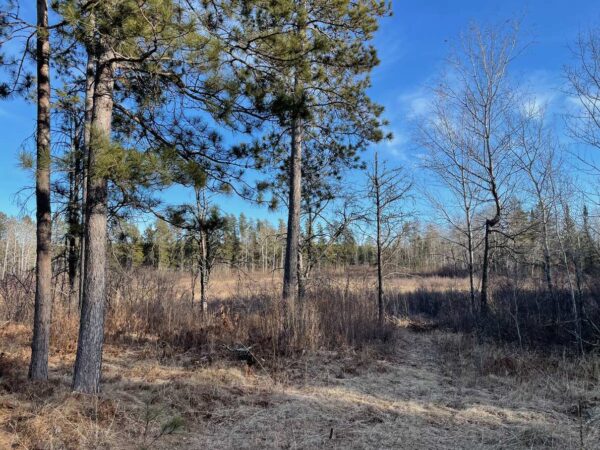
432, 22, 522, 316
513, 103, 560, 296
419, 88, 483, 314
566, 26, 600, 151
365, 152, 412, 328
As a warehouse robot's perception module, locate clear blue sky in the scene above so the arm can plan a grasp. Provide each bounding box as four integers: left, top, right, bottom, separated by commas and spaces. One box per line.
1, 0, 599, 222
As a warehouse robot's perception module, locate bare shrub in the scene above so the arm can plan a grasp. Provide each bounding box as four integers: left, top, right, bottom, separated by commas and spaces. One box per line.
89, 270, 396, 363
0, 272, 34, 323
392, 282, 600, 351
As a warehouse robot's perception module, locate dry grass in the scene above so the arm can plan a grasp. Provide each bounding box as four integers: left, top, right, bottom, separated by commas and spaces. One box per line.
173, 268, 471, 303
0, 272, 599, 449
1, 319, 599, 448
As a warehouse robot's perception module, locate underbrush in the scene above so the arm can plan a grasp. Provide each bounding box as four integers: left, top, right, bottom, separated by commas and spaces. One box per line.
18, 271, 396, 366
106, 281, 395, 362
2, 268, 600, 358
390, 281, 600, 352
3, 269, 600, 449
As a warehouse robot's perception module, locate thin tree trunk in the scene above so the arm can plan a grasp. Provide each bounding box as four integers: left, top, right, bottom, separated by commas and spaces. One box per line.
72, 48, 114, 394
477, 103, 502, 321
190, 264, 197, 307
573, 237, 585, 355
67, 133, 81, 314
376, 175, 384, 328
12, 230, 17, 275
466, 211, 476, 315
480, 143, 500, 318
20, 239, 26, 274
2, 224, 10, 280
199, 231, 208, 314
541, 212, 554, 293
283, 117, 303, 300
29, 0, 52, 381
480, 223, 492, 317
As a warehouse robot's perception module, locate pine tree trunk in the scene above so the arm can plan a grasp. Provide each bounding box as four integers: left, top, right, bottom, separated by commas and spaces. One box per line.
79, 47, 96, 311
67, 138, 81, 314
72, 48, 114, 394
283, 117, 303, 300
29, 0, 52, 381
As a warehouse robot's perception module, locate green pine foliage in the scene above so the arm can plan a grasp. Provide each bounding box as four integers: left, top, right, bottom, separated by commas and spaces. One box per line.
230, 0, 391, 200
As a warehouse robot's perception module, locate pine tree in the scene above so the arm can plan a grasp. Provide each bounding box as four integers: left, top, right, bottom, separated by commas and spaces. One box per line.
58, 0, 238, 393
231, 0, 389, 299
165, 187, 227, 311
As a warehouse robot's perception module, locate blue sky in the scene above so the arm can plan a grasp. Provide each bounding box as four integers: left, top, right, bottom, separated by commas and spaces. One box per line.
372, 0, 599, 159
1, 0, 599, 223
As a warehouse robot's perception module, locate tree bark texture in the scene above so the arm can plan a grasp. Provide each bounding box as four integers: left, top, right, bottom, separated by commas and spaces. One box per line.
29, 0, 53, 381
72, 48, 114, 394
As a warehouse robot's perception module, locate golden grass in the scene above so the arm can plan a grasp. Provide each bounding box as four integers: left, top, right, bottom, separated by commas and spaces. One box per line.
1, 308, 598, 449
181, 268, 472, 302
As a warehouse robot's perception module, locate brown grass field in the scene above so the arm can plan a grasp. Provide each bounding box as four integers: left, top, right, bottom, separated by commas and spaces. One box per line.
0, 273, 599, 449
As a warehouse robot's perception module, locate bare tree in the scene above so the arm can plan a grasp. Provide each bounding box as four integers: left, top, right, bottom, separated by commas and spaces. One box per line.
298, 184, 363, 298
365, 152, 413, 328
419, 90, 483, 314
0, 217, 36, 280
431, 22, 522, 316
29, 0, 52, 381
513, 103, 560, 296
565, 26, 600, 152
552, 179, 586, 354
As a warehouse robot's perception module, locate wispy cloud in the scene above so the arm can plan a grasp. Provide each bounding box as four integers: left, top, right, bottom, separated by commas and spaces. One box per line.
520, 69, 570, 117
397, 87, 434, 120
383, 129, 409, 159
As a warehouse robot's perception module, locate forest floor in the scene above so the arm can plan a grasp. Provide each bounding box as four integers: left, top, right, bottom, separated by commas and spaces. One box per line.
0, 317, 599, 449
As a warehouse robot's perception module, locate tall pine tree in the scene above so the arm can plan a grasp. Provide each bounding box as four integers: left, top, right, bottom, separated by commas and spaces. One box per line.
230, 0, 390, 299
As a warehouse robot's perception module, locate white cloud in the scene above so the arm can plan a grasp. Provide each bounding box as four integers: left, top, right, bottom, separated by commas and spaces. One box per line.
397, 88, 432, 119
521, 70, 569, 117
380, 129, 411, 160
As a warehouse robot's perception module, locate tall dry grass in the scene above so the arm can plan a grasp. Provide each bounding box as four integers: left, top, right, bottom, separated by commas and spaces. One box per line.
0, 268, 395, 365
1, 268, 599, 449
1, 266, 598, 358
103, 270, 393, 361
